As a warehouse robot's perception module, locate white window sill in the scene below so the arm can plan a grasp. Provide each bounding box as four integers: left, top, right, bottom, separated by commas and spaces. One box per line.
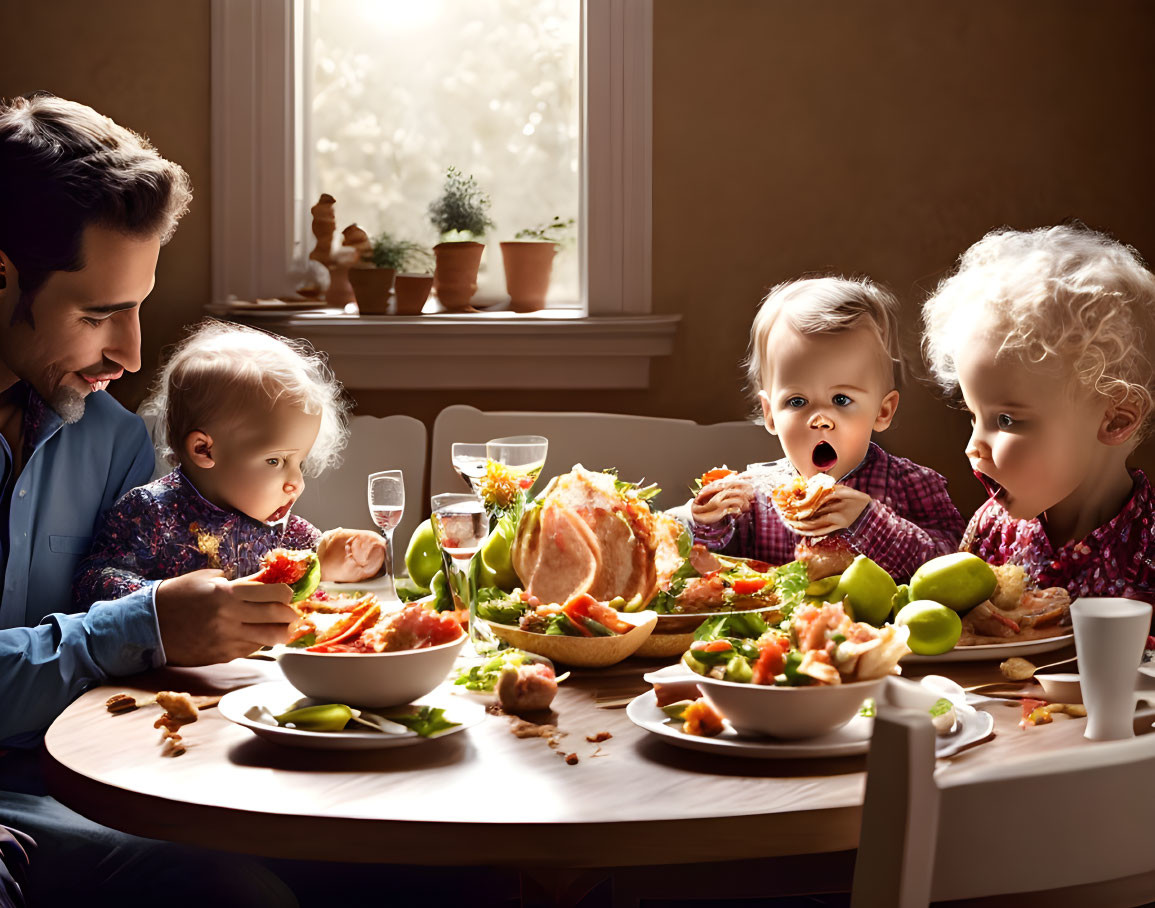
212, 305, 681, 389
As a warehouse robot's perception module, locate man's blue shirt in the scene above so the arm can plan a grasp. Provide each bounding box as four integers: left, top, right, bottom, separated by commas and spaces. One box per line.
0, 387, 161, 745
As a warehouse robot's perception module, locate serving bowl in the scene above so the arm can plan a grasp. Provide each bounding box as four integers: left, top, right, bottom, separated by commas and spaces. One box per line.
274, 634, 467, 707
635, 605, 782, 659
486, 610, 657, 667
692, 670, 886, 740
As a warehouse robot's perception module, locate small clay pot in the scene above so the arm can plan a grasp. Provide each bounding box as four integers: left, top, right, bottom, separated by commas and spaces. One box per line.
394, 273, 434, 315
500, 241, 557, 312
433, 241, 484, 311
325, 263, 355, 306
348, 267, 395, 315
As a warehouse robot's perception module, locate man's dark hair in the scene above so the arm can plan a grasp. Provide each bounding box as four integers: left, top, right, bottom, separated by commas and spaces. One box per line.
0, 92, 192, 322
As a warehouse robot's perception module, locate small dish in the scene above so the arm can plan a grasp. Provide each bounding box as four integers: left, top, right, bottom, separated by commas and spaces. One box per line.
902, 633, 1073, 663
486, 609, 657, 667
1035, 672, 1082, 704
218, 680, 484, 750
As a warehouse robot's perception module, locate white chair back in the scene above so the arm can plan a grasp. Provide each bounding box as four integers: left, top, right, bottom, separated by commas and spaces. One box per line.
852, 705, 1155, 907
294, 414, 427, 549
429, 404, 779, 513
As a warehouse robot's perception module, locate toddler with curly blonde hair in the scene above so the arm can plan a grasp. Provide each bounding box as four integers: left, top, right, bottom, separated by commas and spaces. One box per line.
923, 224, 1155, 603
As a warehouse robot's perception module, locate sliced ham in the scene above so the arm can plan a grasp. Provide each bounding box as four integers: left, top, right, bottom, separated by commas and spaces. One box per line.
586, 510, 636, 600
524, 503, 600, 604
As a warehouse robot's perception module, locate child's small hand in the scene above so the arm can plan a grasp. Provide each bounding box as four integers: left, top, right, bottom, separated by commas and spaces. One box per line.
317, 528, 386, 583
780, 485, 872, 537
691, 476, 756, 525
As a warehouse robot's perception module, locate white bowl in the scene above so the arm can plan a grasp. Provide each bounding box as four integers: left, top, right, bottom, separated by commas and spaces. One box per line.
693, 672, 886, 740
1035, 672, 1083, 704
274, 634, 467, 707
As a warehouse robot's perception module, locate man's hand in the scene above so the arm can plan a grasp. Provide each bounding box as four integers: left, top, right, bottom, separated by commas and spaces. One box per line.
317, 528, 386, 582
779, 485, 872, 537
155, 569, 297, 666
690, 476, 757, 525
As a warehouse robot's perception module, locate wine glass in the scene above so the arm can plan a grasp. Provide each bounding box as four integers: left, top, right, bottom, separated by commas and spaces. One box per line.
450, 442, 488, 494
486, 435, 549, 494
367, 470, 405, 600
430, 492, 493, 648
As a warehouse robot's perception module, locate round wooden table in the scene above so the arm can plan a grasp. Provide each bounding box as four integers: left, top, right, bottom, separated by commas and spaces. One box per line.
42, 648, 1091, 874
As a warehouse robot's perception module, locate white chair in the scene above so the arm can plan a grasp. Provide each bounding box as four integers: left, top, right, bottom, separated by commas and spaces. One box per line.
851, 706, 1155, 907
429, 404, 779, 512
294, 414, 427, 549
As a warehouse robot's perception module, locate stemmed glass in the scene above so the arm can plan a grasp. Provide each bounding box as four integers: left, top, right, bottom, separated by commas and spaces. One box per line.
486, 435, 549, 495
450, 442, 488, 494
430, 492, 493, 648
367, 470, 405, 600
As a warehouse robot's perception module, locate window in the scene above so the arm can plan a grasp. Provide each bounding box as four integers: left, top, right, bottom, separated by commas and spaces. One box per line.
211, 0, 675, 389
305, 0, 580, 307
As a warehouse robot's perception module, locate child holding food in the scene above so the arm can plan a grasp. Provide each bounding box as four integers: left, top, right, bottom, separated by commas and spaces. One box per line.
691, 276, 965, 581
922, 224, 1155, 604
72, 321, 385, 608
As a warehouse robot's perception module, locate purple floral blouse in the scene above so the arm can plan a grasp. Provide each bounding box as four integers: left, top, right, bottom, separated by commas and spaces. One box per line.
72, 469, 320, 609
965, 470, 1155, 605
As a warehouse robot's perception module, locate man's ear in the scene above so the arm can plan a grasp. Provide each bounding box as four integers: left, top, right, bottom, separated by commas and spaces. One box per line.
873, 390, 900, 431
758, 390, 777, 435
0, 249, 12, 294
184, 430, 216, 469
1099, 393, 1145, 447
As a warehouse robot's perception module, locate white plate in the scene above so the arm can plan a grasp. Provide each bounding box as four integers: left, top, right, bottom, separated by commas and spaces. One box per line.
627, 679, 994, 760
902, 633, 1074, 663
218, 680, 484, 750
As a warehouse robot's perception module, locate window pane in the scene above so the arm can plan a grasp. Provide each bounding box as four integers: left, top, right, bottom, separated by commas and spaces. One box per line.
305, 0, 580, 307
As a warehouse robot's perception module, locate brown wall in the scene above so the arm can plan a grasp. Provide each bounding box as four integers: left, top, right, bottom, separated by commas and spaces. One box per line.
4, 1, 1155, 517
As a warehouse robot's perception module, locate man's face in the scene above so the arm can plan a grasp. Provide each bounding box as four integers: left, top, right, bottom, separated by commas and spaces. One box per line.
758, 322, 899, 480
956, 327, 1110, 521
0, 225, 158, 421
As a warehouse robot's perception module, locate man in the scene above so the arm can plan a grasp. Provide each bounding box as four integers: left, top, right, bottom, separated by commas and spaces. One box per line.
0, 93, 299, 907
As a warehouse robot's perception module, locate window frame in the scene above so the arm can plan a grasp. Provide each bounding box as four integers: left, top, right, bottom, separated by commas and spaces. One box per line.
211, 0, 653, 316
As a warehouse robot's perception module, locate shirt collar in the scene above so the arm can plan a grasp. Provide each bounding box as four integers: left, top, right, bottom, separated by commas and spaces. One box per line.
22, 385, 63, 463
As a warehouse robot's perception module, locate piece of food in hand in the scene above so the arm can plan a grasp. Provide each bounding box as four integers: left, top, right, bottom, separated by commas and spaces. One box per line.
496, 663, 558, 712
895, 599, 963, 655
316, 528, 386, 583
795, 535, 858, 581
771, 471, 837, 521
255, 548, 321, 602
693, 466, 737, 494
908, 553, 997, 613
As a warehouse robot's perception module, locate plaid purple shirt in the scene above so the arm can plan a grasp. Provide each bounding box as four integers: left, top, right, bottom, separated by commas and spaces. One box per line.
965, 469, 1155, 605
72, 469, 320, 609
691, 443, 965, 582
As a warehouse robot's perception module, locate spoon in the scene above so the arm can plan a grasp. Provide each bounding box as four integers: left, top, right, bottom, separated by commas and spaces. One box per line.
965, 654, 1077, 694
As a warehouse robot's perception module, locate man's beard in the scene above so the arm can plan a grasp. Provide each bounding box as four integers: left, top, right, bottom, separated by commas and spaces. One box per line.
50, 386, 87, 424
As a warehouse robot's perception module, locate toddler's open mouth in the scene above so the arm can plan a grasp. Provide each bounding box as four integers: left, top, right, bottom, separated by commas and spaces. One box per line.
812, 441, 838, 471
975, 471, 1007, 504
267, 501, 294, 523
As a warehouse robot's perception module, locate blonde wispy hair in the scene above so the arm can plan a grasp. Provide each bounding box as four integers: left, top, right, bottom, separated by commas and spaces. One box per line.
745, 276, 905, 406
141, 320, 350, 476
922, 225, 1155, 438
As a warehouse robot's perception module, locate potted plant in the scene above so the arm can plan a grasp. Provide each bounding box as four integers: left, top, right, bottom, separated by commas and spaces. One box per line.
428, 166, 493, 311
350, 232, 429, 315
392, 245, 435, 316
500, 216, 574, 312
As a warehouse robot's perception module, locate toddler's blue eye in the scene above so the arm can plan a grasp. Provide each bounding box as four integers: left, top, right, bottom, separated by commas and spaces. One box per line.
786, 397, 806, 409
833, 394, 851, 407
997, 414, 1014, 429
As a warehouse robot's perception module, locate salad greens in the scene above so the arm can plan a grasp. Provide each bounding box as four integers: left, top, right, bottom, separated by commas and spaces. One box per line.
454, 648, 539, 691
384, 706, 459, 738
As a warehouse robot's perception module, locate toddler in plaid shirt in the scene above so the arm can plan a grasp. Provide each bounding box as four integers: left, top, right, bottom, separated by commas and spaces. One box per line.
923, 225, 1155, 606
691, 276, 964, 581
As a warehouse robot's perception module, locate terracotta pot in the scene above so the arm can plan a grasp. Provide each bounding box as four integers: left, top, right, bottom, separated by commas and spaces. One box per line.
500, 241, 557, 312
325, 263, 355, 306
348, 267, 395, 315
433, 241, 484, 311
394, 273, 434, 315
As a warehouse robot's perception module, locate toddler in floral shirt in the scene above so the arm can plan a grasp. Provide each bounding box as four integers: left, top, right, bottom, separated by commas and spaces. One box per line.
691, 276, 964, 581
922, 224, 1155, 606
73, 321, 386, 608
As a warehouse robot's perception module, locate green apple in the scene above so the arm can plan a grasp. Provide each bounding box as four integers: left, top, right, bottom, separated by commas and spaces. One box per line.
404, 519, 441, 590
895, 599, 963, 655
833, 555, 897, 626
909, 553, 996, 613
479, 526, 520, 591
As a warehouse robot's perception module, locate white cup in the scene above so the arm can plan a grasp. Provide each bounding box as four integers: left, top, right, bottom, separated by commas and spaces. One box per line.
1071, 597, 1152, 741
